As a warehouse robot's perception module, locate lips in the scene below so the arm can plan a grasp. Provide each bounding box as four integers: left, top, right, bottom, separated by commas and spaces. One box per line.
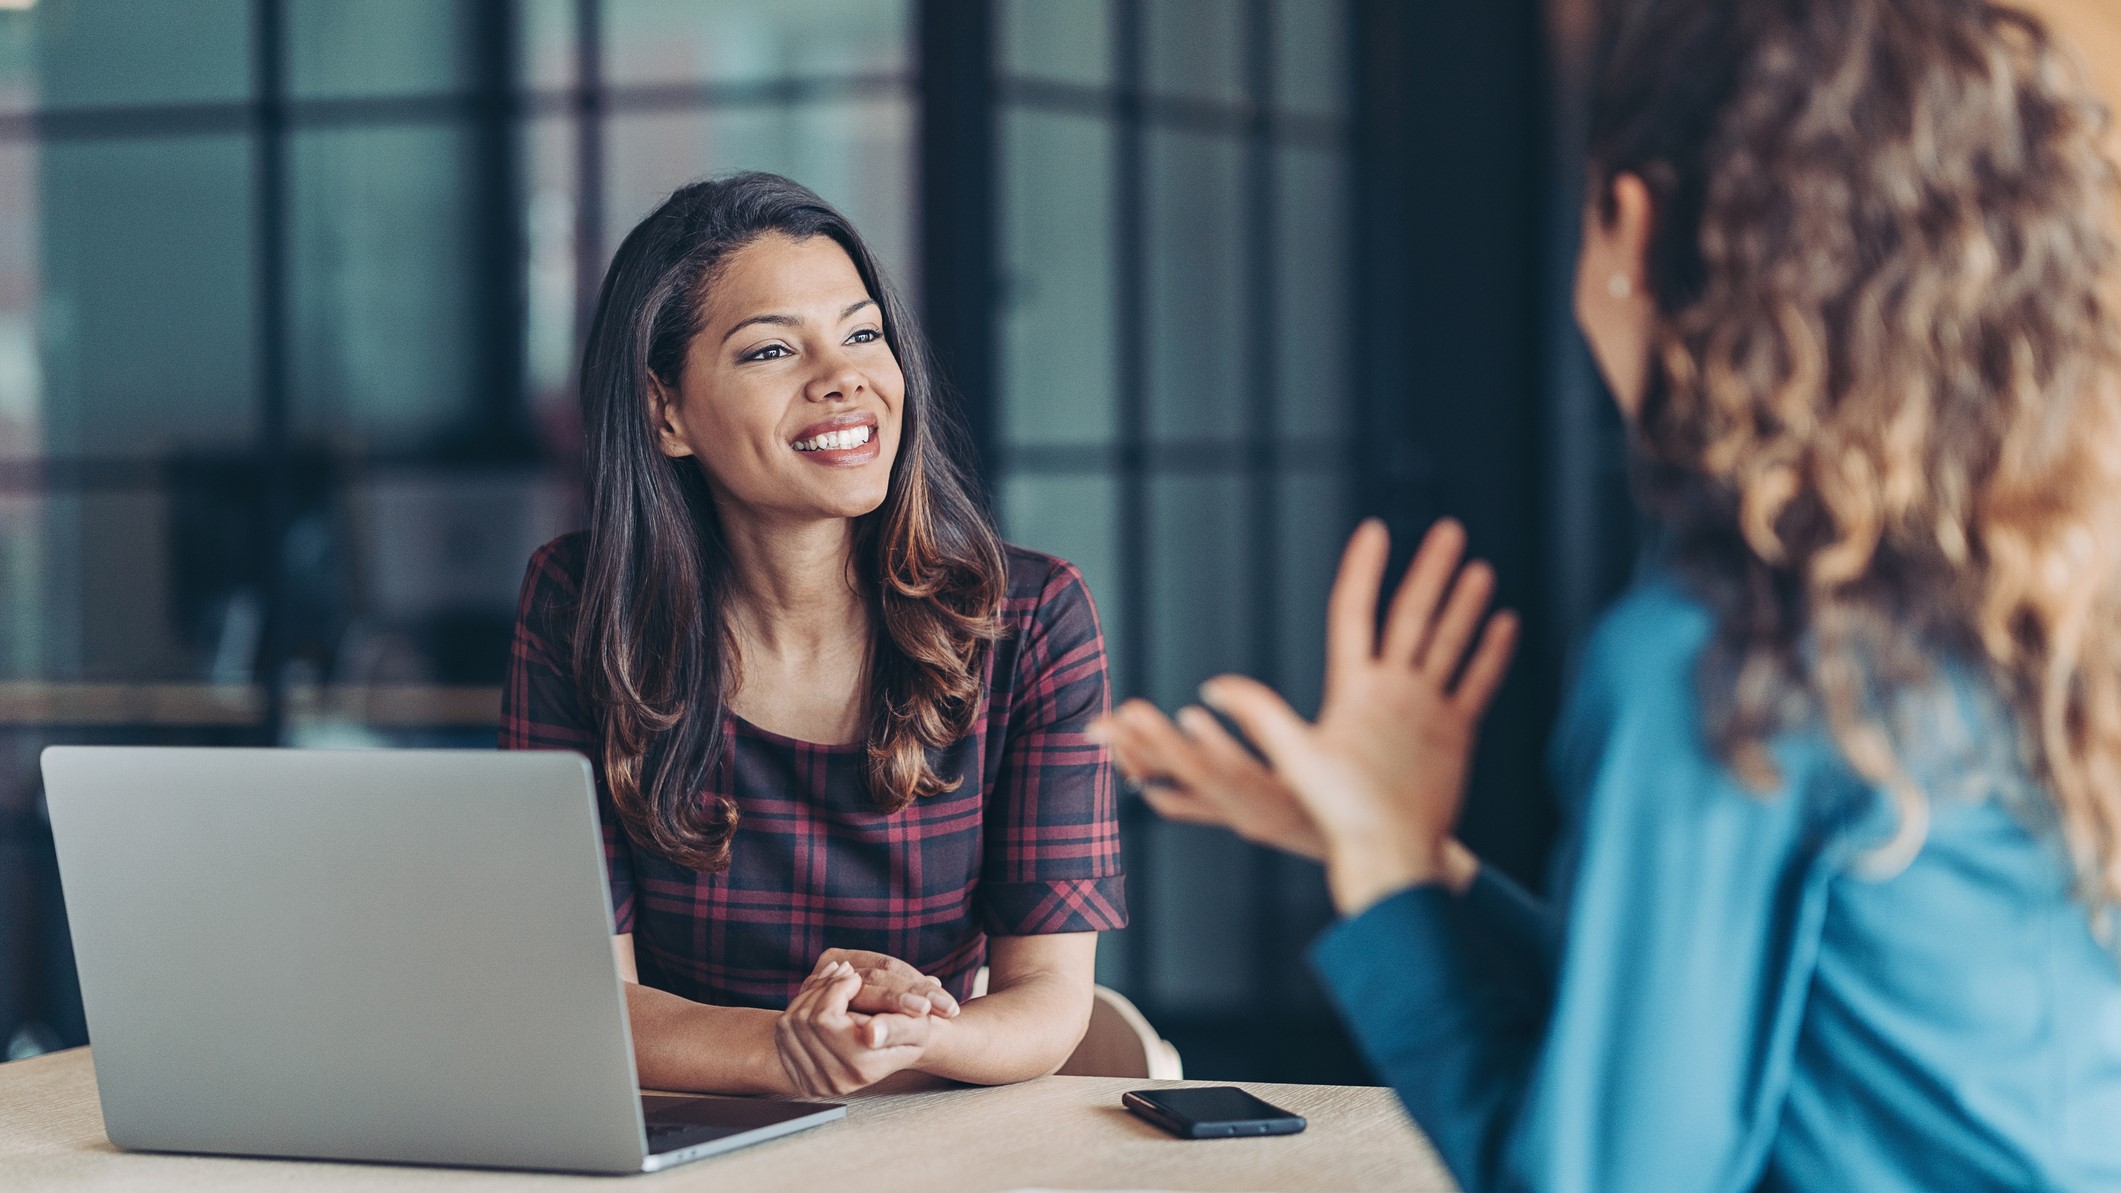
790, 411, 882, 465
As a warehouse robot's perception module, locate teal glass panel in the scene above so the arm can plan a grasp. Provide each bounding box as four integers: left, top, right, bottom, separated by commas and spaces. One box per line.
5, 0, 251, 113
1274, 466, 1348, 718
1146, 473, 1251, 711
1275, 144, 1349, 442
290, 124, 482, 450
1000, 109, 1115, 448
602, 0, 910, 88
604, 97, 917, 292
999, 0, 1109, 87
1274, 0, 1349, 117
1144, 0, 1243, 105
38, 134, 256, 458
288, 0, 477, 99
1145, 127, 1244, 445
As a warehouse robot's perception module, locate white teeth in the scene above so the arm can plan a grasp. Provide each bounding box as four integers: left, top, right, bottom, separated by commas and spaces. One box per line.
794, 424, 873, 452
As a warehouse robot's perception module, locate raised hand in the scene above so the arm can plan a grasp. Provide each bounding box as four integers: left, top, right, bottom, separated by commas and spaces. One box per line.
1094, 697, 1328, 861
1198, 518, 1517, 914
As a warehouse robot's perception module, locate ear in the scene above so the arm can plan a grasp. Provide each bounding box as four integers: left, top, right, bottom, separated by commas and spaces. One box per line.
647, 373, 694, 459
1602, 172, 1655, 295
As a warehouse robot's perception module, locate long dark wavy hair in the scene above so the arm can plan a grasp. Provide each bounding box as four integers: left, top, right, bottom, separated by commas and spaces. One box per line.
574, 172, 1005, 873
1595, 0, 2121, 899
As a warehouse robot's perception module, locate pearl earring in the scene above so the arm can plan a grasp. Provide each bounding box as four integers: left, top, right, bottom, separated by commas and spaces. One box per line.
1607, 272, 1633, 299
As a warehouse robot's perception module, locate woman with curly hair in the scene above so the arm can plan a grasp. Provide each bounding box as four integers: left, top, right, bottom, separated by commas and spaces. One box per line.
503, 173, 1124, 1097
1098, 0, 2121, 1187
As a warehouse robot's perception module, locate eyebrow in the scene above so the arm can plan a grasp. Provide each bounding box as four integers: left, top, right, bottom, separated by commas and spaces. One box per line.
720, 298, 878, 345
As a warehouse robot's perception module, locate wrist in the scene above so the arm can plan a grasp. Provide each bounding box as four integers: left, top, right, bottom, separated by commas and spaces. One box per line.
909, 1008, 960, 1075
754, 1011, 803, 1095
1324, 832, 1450, 917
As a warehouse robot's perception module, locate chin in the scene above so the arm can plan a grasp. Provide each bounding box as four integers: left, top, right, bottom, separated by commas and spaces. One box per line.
819, 483, 891, 521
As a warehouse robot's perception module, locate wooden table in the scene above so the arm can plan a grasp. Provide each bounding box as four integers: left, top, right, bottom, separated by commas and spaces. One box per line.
0, 1049, 1457, 1192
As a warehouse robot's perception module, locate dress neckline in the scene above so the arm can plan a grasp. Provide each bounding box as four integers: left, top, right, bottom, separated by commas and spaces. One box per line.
727, 710, 867, 755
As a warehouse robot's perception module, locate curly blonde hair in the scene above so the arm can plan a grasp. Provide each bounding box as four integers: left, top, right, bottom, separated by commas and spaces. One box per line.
1595, 0, 2121, 901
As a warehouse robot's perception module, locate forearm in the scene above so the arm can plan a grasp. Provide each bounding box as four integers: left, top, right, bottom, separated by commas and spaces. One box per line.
624, 981, 794, 1095
916, 973, 1092, 1085
1311, 886, 1540, 1193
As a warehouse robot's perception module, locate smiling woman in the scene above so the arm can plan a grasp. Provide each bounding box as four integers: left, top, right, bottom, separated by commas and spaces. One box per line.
500, 173, 1126, 1098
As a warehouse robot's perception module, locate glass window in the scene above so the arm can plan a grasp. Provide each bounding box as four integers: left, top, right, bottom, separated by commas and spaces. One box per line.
0, 492, 46, 677
37, 489, 206, 681
4, 0, 252, 113
1000, 110, 1115, 448
37, 135, 256, 460
350, 471, 579, 627
1274, 0, 1349, 118
601, 0, 911, 89
1275, 144, 1348, 441
518, 0, 578, 93
1143, 0, 1244, 106
523, 114, 578, 428
1146, 820, 1255, 1013
290, 124, 482, 451
1145, 127, 1244, 445
1274, 467, 1346, 717
0, 140, 42, 463
604, 97, 917, 291
288, 0, 477, 100
1146, 473, 1251, 710
998, 0, 1110, 88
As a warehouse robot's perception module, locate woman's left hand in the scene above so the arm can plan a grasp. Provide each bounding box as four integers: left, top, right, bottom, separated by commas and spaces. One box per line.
1200, 518, 1518, 915
774, 957, 940, 1097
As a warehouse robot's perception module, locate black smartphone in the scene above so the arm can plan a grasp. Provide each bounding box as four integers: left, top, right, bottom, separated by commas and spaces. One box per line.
1121, 1087, 1307, 1140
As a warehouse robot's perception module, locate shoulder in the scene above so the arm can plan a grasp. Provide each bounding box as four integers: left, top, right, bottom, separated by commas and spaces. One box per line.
995, 545, 1107, 692
1000, 544, 1101, 632
1554, 575, 1863, 841
524, 531, 590, 594
515, 531, 591, 630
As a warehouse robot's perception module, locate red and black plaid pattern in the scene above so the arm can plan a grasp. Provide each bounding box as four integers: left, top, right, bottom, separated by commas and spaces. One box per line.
501, 533, 1127, 1010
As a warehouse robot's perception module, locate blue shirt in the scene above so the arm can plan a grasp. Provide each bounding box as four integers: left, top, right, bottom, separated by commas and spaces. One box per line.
1312, 580, 2121, 1192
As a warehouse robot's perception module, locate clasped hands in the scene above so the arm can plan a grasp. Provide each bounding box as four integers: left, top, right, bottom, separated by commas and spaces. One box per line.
775, 946, 960, 1097
1092, 518, 1518, 915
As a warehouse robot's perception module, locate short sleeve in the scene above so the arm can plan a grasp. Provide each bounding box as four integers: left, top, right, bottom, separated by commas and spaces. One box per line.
978, 556, 1129, 935
500, 535, 637, 934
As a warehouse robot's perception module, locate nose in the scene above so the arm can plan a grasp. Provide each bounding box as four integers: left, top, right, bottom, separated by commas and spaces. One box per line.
804, 347, 868, 405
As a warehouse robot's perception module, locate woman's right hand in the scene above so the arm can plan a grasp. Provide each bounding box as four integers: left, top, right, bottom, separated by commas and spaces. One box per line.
774, 957, 936, 1097
1093, 698, 1329, 861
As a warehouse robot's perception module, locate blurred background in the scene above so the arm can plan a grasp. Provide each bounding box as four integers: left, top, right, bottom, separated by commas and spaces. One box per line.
0, 0, 1652, 1083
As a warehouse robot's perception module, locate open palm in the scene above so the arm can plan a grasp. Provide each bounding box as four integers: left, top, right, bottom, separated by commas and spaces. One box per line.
1202, 519, 1517, 911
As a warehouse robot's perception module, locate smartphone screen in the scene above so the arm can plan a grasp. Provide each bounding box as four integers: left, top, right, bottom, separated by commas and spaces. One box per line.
1122, 1087, 1307, 1139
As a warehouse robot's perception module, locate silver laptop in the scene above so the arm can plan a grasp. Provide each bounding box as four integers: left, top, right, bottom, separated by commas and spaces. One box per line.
40, 745, 844, 1174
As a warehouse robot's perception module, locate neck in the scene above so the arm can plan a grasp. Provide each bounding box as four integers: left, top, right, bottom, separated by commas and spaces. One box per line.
714, 503, 869, 657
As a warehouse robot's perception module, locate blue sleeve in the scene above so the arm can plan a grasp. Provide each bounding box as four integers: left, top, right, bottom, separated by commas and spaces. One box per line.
1311, 586, 1849, 1193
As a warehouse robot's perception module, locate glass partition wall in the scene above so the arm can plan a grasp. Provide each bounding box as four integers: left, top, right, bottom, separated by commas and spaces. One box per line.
0, 0, 1357, 1080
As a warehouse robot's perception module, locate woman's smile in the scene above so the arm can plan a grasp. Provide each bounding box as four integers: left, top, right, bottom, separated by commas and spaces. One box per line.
790, 410, 881, 465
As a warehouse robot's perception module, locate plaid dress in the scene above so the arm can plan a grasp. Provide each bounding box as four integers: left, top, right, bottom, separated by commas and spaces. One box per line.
500, 533, 1127, 1010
